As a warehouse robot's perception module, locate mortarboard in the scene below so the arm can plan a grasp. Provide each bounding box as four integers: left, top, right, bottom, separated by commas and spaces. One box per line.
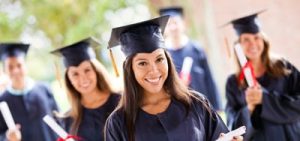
159, 6, 183, 17
224, 9, 266, 36
0, 43, 30, 61
51, 37, 100, 67
107, 15, 169, 58
107, 15, 169, 77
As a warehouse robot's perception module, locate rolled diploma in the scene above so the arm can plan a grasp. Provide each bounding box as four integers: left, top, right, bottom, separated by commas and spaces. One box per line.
234, 44, 255, 87
216, 126, 246, 141
0, 101, 16, 129
43, 115, 74, 141
181, 57, 193, 81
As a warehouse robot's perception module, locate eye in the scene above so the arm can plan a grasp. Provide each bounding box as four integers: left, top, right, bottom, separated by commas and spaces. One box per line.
138, 61, 147, 66
156, 57, 165, 63
84, 68, 91, 73
71, 72, 79, 77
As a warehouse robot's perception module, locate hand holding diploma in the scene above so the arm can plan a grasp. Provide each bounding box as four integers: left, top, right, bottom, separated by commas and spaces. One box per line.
43, 115, 78, 141
217, 126, 246, 141
0, 102, 21, 141
180, 57, 193, 86
234, 43, 257, 87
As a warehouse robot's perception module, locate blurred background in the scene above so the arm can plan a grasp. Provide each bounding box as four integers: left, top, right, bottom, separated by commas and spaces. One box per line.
1, 0, 299, 117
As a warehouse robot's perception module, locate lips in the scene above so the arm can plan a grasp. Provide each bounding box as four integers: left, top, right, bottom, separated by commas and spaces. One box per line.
145, 76, 161, 85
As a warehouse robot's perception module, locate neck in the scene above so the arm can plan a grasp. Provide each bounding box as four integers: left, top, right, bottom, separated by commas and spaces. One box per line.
12, 80, 25, 90
142, 90, 170, 105
81, 89, 109, 108
250, 59, 265, 77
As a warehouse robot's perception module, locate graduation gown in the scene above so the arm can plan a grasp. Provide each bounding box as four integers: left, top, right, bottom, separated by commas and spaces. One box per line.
167, 41, 222, 110
64, 93, 120, 141
225, 60, 300, 141
105, 95, 228, 141
0, 82, 58, 141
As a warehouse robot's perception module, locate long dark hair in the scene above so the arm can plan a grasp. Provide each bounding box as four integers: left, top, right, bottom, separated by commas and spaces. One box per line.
235, 32, 290, 87
64, 59, 114, 135
119, 49, 209, 141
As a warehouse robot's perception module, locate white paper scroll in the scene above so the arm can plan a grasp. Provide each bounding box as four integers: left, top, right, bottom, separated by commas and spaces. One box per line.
180, 56, 193, 82
0, 101, 16, 129
43, 115, 75, 141
216, 126, 246, 141
234, 43, 255, 87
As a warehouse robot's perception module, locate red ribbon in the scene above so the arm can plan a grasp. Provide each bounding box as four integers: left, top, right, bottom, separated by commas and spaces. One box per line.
239, 61, 257, 86
57, 135, 81, 141
179, 71, 191, 84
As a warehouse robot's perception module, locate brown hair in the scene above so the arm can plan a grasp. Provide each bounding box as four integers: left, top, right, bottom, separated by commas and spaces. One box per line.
235, 32, 290, 87
64, 59, 114, 135
119, 49, 209, 141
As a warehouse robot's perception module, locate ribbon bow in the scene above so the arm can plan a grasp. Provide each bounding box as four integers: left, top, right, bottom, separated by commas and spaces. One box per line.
239, 61, 257, 86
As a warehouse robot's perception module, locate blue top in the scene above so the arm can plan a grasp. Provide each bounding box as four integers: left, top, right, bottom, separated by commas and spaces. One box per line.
0, 82, 58, 141
167, 41, 222, 110
105, 94, 228, 141
225, 59, 300, 141
64, 93, 120, 141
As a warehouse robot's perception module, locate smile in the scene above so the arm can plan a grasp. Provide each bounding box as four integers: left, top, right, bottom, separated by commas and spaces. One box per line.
145, 76, 161, 84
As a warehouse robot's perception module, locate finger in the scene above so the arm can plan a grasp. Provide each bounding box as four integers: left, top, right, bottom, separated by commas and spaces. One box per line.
233, 135, 243, 141
219, 133, 225, 137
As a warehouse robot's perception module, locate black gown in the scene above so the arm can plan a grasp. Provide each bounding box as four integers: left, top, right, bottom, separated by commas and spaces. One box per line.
225, 60, 300, 141
64, 93, 120, 141
167, 41, 222, 110
0, 82, 58, 141
105, 94, 228, 141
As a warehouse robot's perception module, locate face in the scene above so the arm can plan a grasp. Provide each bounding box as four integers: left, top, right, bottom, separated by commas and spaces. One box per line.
132, 49, 168, 95
4, 56, 26, 84
164, 16, 185, 38
67, 60, 98, 95
239, 33, 264, 61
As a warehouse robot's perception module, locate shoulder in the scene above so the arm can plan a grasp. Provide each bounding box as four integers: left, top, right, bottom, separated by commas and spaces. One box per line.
106, 108, 125, 129
189, 91, 212, 113
226, 74, 238, 86
108, 93, 121, 107
0, 91, 10, 101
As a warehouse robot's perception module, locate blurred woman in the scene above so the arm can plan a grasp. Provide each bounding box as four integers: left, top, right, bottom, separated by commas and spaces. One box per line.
51, 37, 120, 141
225, 11, 300, 141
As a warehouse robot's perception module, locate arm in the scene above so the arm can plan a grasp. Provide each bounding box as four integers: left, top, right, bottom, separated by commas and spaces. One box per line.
225, 76, 253, 130
192, 95, 229, 141
105, 112, 125, 141
259, 63, 300, 124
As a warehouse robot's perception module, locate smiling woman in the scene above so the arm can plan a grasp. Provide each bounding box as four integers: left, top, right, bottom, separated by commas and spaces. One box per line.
105, 16, 242, 141
50, 37, 121, 141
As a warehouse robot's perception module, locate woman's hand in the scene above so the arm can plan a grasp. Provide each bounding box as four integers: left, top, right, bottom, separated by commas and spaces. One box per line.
218, 133, 243, 141
245, 85, 263, 113
6, 124, 21, 141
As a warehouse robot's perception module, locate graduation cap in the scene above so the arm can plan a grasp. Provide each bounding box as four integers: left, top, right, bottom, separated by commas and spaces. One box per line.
224, 9, 266, 36
51, 37, 100, 67
107, 15, 169, 57
0, 43, 30, 61
159, 6, 183, 17
107, 16, 169, 77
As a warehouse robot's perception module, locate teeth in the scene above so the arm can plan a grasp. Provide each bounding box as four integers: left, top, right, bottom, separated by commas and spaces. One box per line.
146, 78, 160, 83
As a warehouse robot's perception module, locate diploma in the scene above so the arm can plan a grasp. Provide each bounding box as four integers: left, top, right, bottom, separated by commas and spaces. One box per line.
216, 126, 246, 141
0, 101, 16, 129
234, 43, 256, 87
180, 56, 193, 83
43, 115, 75, 141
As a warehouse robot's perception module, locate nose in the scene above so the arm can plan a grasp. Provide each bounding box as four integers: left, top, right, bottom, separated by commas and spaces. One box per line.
148, 62, 159, 74
79, 73, 88, 84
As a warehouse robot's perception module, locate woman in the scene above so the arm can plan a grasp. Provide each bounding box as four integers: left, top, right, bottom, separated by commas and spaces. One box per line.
51, 37, 121, 141
105, 16, 242, 141
225, 12, 300, 140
